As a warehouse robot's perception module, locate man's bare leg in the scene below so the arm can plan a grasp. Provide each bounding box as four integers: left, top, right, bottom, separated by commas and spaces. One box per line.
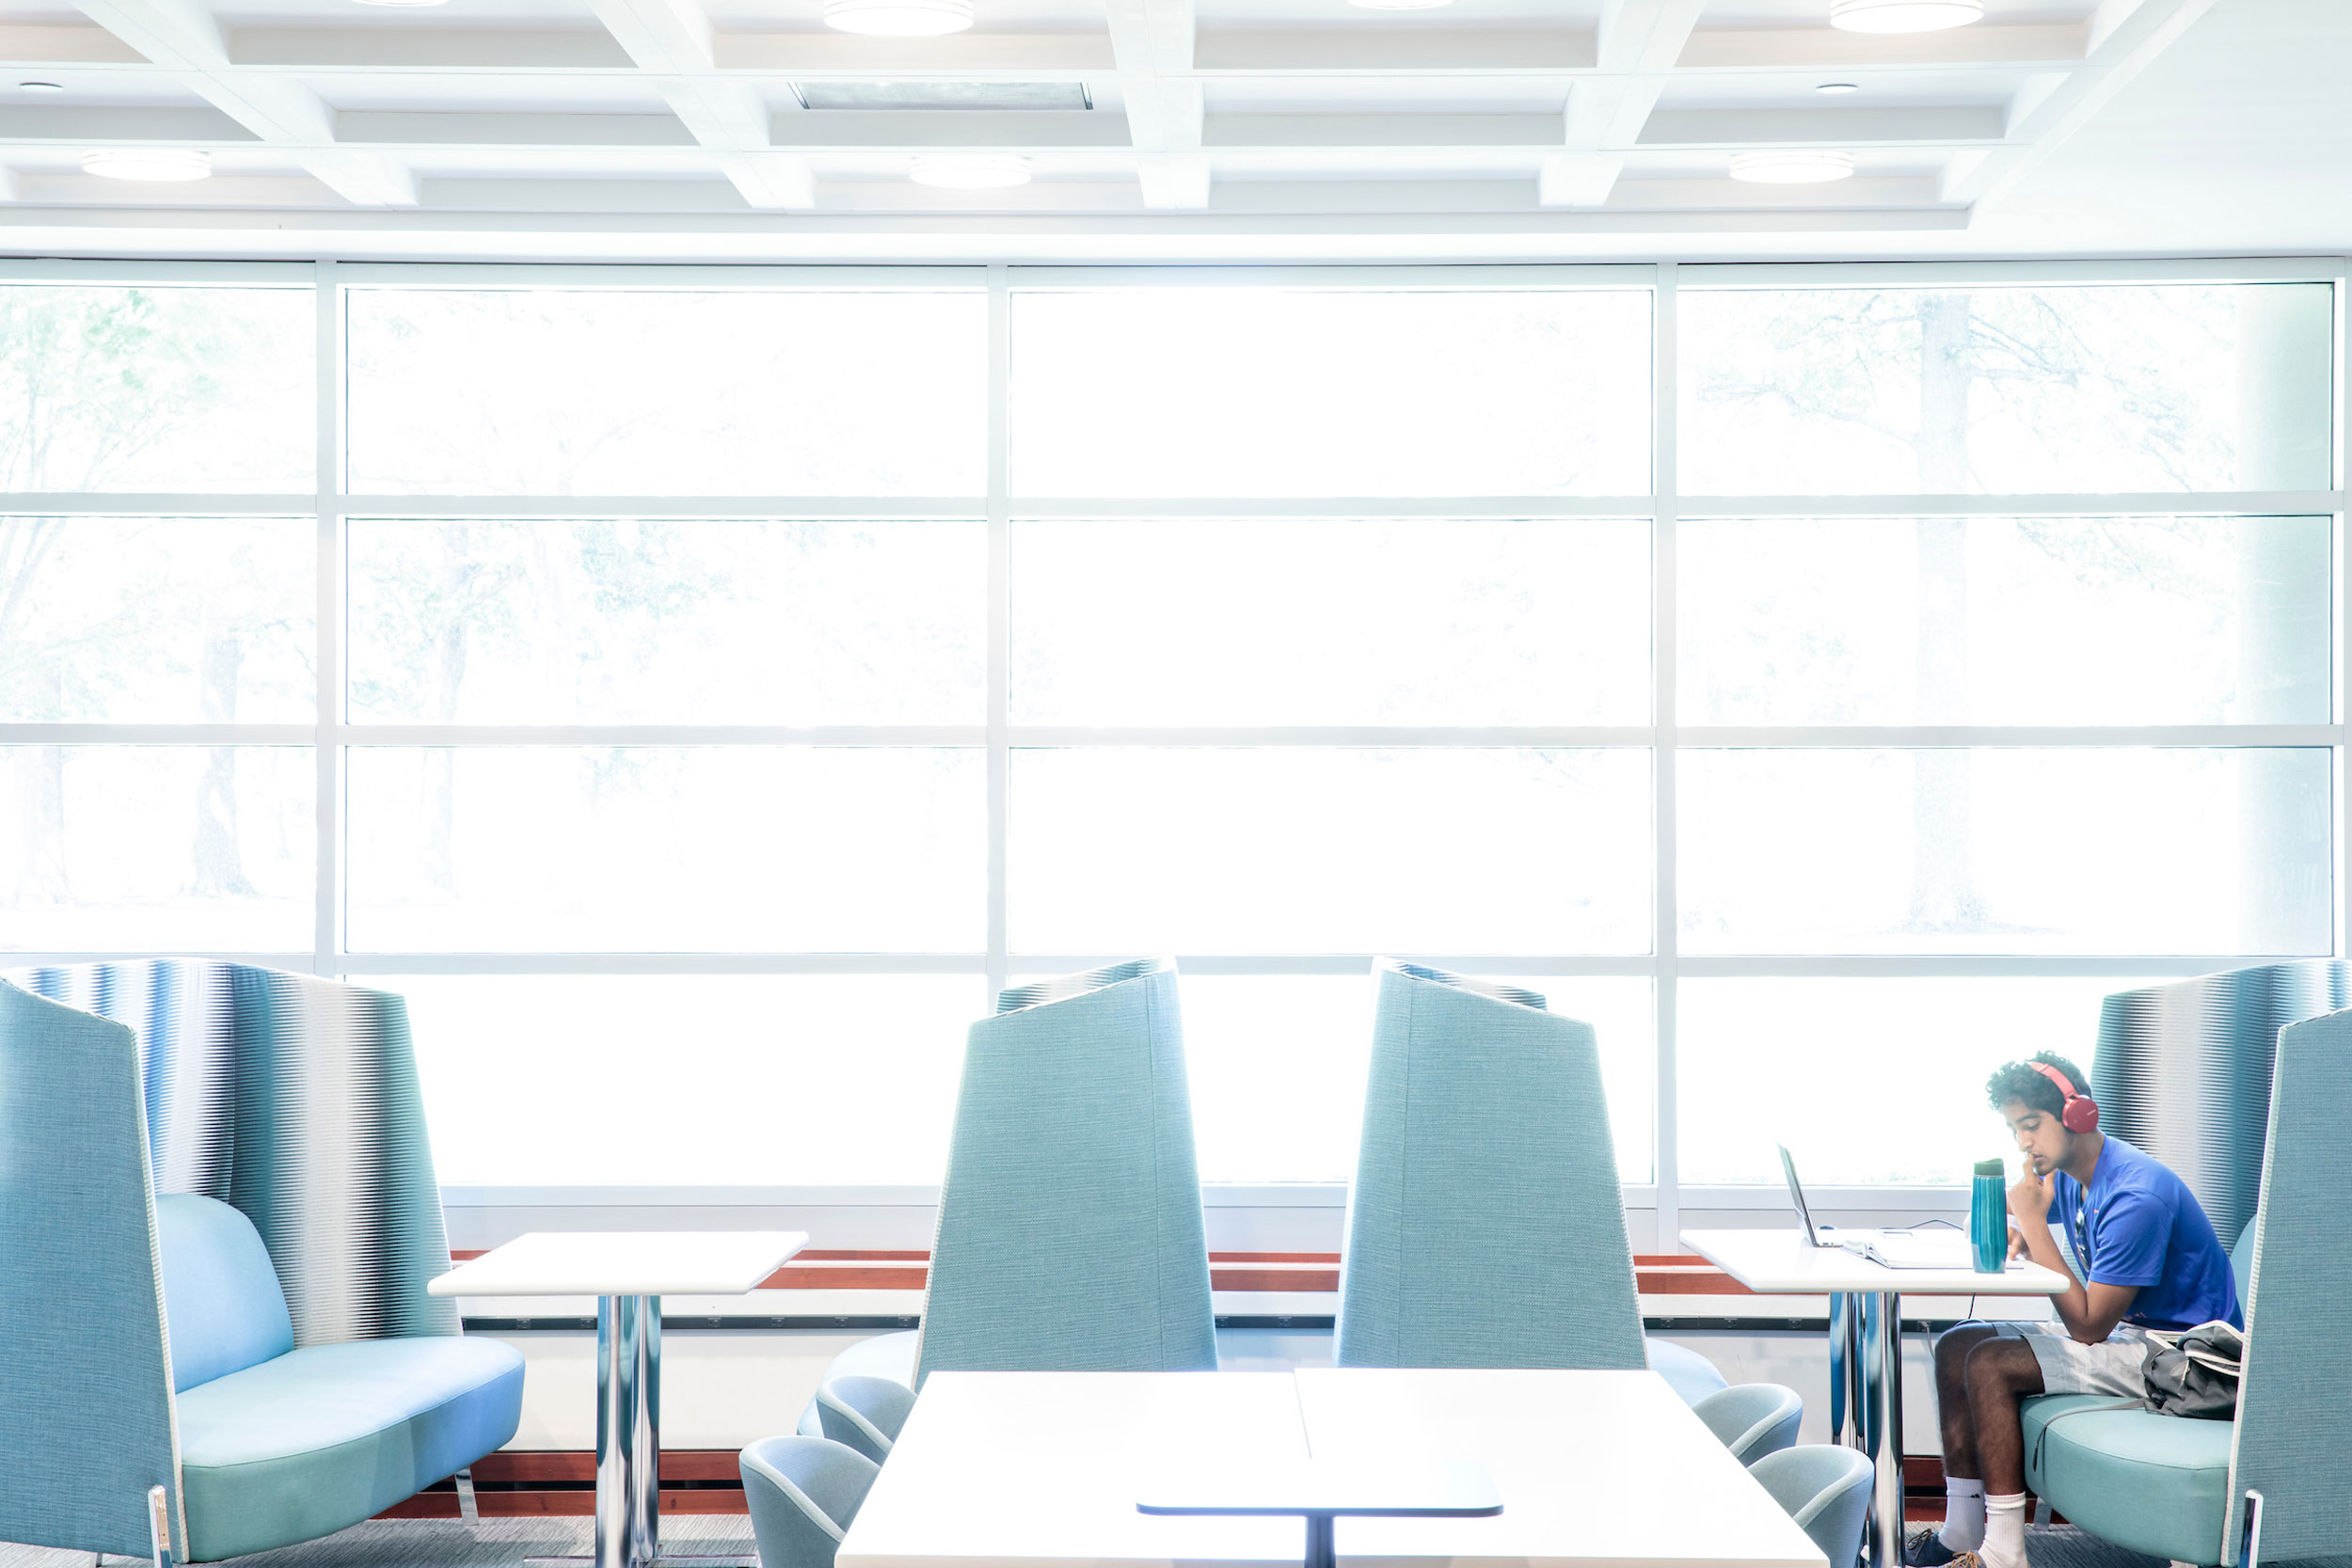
1911, 1324, 2005, 1564
1935, 1323, 2004, 1480
1960, 1337, 2047, 1568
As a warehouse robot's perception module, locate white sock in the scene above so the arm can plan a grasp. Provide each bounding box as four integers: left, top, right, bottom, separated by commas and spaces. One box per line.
1979, 1493, 2029, 1568
1939, 1479, 1987, 1552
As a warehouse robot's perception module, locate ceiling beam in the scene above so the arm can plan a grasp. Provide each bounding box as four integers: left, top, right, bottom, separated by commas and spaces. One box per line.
1950, 0, 2224, 212
583, 0, 811, 210
1546, 0, 1706, 208
1104, 0, 1205, 211
66, 0, 417, 204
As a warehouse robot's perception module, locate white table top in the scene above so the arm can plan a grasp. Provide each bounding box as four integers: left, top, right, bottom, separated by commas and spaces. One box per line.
426, 1230, 807, 1298
836, 1368, 1826, 1568
840, 1371, 1311, 1568
1679, 1228, 2071, 1297
1294, 1368, 1824, 1568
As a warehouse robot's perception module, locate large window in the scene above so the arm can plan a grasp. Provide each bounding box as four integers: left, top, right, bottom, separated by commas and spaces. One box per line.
0, 261, 2338, 1214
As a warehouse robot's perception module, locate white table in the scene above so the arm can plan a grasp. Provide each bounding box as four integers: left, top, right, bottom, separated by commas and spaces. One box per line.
431, 1230, 807, 1568
837, 1369, 1827, 1568
1294, 1369, 1824, 1568
1679, 1229, 2071, 1568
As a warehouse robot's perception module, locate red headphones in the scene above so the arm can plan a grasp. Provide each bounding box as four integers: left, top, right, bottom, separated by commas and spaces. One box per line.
2029, 1061, 2100, 1133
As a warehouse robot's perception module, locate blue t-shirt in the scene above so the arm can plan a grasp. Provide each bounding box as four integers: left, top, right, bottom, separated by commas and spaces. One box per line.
2047, 1134, 2242, 1331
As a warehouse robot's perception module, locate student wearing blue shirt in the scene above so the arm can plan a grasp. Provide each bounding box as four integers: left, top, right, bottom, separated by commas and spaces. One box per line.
1908, 1050, 2241, 1568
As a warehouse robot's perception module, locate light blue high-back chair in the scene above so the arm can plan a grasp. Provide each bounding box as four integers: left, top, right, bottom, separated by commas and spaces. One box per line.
1752, 1445, 1875, 1568
0, 969, 525, 1563
804, 958, 1216, 1457
1336, 960, 1656, 1373
2023, 1004, 2352, 1566
740, 1435, 880, 1568
1693, 1382, 1805, 1466
2093, 959, 2352, 1246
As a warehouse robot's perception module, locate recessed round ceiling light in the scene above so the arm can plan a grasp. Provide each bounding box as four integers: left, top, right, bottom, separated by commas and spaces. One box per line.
909, 153, 1030, 189
84, 148, 211, 182
1816, 81, 1862, 95
823, 0, 973, 34
1729, 150, 1855, 184
1829, 0, 1985, 32
20, 80, 64, 92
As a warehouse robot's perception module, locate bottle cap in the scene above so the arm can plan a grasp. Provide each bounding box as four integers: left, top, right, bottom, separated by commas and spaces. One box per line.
1974, 1159, 2006, 1178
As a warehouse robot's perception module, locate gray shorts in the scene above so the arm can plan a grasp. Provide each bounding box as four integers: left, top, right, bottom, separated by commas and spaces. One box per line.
1999, 1321, 2149, 1398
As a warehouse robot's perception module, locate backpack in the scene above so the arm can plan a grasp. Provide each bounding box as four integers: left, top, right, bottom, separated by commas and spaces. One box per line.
2140, 1321, 2244, 1418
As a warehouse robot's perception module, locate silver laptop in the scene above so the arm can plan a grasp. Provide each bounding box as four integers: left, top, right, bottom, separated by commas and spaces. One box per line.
1779, 1143, 1977, 1269
1778, 1144, 1847, 1248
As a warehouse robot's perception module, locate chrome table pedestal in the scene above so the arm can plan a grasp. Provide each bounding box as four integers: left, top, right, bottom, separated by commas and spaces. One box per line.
528, 1295, 755, 1568
1828, 1292, 1906, 1568
427, 1229, 809, 1568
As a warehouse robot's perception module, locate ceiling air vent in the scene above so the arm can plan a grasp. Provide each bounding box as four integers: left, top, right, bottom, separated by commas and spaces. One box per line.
790, 80, 1092, 111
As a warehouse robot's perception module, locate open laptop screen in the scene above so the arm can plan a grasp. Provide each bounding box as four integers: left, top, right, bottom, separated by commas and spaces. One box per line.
1778, 1143, 1822, 1246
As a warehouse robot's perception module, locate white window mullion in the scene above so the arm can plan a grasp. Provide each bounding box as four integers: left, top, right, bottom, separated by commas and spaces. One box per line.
987, 262, 1011, 1006
315, 260, 344, 981
1652, 260, 1681, 1255
2336, 263, 2351, 960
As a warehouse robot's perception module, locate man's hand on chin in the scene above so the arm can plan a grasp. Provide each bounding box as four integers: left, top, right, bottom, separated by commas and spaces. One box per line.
2008, 1169, 2055, 1227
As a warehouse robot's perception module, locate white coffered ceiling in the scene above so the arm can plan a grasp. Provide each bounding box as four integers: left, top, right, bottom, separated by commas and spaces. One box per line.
0, 0, 2341, 260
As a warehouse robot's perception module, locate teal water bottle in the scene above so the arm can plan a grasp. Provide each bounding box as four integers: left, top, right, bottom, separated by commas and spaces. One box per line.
1971, 1159, 2008, 1273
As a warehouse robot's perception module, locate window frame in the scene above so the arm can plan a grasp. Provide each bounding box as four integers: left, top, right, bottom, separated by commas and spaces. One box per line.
0, 254, 2343, 1238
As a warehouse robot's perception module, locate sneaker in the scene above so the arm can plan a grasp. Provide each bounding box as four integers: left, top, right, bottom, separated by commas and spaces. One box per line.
1905, 1532, 1961, 1568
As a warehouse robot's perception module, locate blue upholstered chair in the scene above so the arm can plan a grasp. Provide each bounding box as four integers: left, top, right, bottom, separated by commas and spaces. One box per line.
1693, 1382, 1805, 1466
803, 958, 1217, 1454
1752, 1445, 1875, 1568
2021, 1004, 2352, 1567
1333, 960, 1733, 1406
0, 969, 525, 1563
741, 1435, 880, 1568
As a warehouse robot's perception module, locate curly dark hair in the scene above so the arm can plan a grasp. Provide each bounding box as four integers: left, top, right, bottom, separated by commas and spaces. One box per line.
1985, 1051, 2090, 1119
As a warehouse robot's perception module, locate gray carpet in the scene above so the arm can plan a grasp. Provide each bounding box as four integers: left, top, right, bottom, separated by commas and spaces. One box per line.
6, 1521, 2341, 1568
1, 1517, 755, 1568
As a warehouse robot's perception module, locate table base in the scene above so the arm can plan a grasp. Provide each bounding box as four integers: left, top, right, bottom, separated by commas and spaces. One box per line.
1829, 1291, 1907, 1568
596, 1294, 664, 1568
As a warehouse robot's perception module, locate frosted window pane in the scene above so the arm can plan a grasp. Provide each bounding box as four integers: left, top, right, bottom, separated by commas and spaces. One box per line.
1678, 749, 2331, 955
346, 747, 985, 951
0, 517, 313, 723
0, 746, 313, 950
0, 285, 313, 492
1011, 518, 1651, 724
348, 519, 985, 725
402, 973, 985, 1185
346, 290, 987, 496
1012, 289, 1650, 497
1679, 977, 2125, 1185
1009, 748, 1651, 954
1680, 283, 2333, 495
1681, 516, 2331, 725
1011, 972, 1653, 1184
